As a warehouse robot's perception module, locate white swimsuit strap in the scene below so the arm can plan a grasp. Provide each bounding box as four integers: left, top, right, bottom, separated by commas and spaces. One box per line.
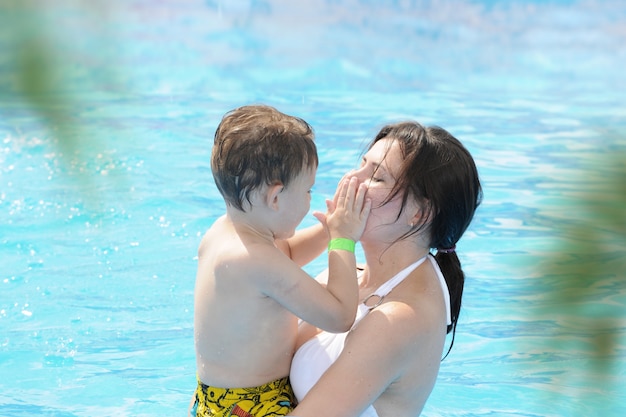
364, 254, 452, 326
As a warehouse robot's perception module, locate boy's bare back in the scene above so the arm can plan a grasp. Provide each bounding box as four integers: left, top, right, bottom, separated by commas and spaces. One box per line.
194, 214, 305, 388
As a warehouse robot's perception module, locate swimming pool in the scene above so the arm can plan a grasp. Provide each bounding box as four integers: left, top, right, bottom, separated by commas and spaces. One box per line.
1, 0, 625, 416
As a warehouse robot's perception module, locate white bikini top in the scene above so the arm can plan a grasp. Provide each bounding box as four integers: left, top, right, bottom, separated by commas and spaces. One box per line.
290, 254, 452, 416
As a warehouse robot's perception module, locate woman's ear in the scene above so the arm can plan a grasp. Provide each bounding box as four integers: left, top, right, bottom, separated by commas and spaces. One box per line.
410, 201, 433, 227
265, 183, 284, 211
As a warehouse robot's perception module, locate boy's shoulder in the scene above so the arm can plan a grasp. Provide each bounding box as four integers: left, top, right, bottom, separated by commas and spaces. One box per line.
201, 219, 285, 261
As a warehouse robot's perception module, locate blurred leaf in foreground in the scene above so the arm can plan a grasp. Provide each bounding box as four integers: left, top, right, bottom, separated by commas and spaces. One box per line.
1, 0, 126, 208
528, 136, 626, 413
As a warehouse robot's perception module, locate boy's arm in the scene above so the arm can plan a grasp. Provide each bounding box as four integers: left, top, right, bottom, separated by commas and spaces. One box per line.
309, 176, 370, 329
261, 176, 370, 333
276, 173, 352, 267
276, 223, 328, 267
315, 177, 371, 328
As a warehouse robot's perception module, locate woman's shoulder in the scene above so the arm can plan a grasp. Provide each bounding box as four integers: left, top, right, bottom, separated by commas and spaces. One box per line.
371, 296, 442, 339
387, 259, 450, 330
352, 279, 448, 358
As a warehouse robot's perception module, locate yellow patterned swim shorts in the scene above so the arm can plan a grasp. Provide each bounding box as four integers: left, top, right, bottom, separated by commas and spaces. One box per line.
190, 376, 296, 417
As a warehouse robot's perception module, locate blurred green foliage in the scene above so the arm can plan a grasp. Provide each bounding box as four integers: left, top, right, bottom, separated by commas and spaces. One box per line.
1, 0, 123, 207
530, 148, 626, 412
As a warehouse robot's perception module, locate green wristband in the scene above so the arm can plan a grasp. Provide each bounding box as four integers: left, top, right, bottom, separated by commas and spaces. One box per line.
328, 238, 356, 253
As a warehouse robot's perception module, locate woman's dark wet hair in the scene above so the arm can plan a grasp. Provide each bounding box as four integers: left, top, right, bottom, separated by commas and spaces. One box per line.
369, 121, 482, 357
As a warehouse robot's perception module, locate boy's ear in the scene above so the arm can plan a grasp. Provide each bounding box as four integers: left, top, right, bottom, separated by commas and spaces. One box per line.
266, 183, 284, 211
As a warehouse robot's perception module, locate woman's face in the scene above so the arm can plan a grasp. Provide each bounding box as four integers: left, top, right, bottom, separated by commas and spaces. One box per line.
352, 138, 419, 241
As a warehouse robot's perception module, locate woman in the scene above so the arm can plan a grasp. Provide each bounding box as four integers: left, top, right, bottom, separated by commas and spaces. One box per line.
288, 121, 482, 417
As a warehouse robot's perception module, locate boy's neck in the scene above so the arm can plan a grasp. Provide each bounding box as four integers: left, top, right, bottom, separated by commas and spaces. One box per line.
225, 205, 276, 245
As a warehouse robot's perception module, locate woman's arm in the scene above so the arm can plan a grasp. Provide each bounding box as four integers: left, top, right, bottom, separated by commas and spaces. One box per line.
289, 301, 442, 417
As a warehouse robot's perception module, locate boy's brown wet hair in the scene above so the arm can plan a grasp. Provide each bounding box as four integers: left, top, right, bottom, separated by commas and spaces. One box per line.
211, 105, 318, 211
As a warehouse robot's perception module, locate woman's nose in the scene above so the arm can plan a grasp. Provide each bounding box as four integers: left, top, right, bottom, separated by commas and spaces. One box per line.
348, 167, 366, 181
354, 170, 373, 187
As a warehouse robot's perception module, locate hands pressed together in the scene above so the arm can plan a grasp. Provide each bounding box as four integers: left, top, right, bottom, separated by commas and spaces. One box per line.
313, 176, 371, 243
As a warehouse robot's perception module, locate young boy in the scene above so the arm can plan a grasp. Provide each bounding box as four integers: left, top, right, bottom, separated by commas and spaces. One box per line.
190, 105, 371, 417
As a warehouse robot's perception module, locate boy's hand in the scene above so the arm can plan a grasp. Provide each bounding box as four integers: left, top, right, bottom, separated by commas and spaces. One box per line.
313, 176, 370, 242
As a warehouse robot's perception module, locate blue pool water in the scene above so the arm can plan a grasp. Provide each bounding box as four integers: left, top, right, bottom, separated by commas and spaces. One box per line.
1, 1, 625, 416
